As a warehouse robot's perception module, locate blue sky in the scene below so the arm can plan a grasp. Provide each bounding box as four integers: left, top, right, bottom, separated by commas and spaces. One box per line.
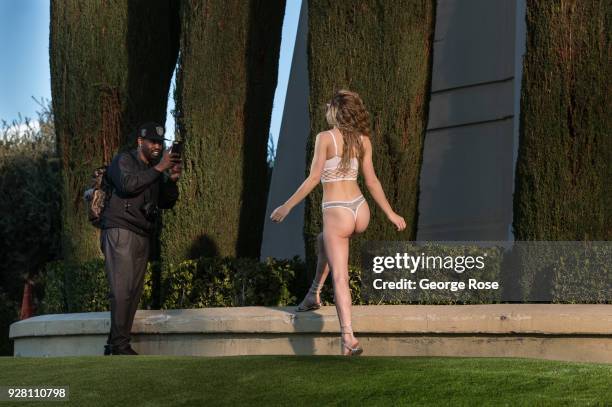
0, 0, 301, 148
0, 0, 51, 125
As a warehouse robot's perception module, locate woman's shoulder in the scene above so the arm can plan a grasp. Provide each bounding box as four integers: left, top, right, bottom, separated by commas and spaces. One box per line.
316, 129, 334, 138
315, 130, 335, 145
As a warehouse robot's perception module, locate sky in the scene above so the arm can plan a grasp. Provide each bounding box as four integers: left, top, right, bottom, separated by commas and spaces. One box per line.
0, 0, 301, 149
0, 0, 51, 125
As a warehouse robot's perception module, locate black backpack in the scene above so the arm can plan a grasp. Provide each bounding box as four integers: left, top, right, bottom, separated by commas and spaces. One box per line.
83, 165, 112, 228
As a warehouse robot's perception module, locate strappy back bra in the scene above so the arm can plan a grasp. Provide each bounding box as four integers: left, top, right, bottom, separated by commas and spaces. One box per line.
321, 130, 361, 183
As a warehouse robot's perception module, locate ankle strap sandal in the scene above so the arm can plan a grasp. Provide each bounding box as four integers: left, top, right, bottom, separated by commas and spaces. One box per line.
340, 325, 363, 356
295, 280, 324, 312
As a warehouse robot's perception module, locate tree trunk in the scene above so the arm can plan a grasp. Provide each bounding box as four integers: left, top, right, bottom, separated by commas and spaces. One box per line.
305, 0, 435, 269
50, 0, 180, 263
160, 0, 286, 262
513, 0, 611, 240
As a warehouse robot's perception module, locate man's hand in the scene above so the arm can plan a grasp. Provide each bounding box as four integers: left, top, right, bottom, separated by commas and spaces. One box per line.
154, 148, 181, 173
169, 162, 182, 182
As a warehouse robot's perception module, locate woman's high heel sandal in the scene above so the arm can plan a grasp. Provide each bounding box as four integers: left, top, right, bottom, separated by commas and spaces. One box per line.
295, 285, 322, 312
340, 325, 363, 356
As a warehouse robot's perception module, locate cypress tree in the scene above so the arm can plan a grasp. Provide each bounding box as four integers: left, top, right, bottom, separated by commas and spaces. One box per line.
160, 0, 286, 263
305, 1, 435, 268
513, 0, 611, 240
50, 0, 180, 263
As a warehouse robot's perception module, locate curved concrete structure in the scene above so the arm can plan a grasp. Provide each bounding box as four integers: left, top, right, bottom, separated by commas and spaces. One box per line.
10, 305, 612, 363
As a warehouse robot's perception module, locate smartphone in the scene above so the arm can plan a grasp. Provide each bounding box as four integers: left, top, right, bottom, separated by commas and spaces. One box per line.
171, 141, 183, 157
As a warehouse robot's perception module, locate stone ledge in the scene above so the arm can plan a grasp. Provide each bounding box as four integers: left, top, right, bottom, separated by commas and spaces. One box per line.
10, 305, 612, 338
9, 305, 612, 362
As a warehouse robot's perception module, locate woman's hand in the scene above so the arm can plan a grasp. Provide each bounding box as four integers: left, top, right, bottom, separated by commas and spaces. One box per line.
388, 212, 407, 231
270, 204, 291, 223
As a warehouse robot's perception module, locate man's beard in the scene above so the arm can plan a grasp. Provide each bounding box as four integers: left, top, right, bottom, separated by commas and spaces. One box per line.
145, 147, 162, 164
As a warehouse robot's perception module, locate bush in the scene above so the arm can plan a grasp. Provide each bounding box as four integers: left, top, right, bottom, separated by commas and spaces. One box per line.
0, 290, 18, 356
40, 243, 609, 313
41, 257, 305, 313
0, 103, 61, 355
40, 255, 371, 312
41, 260, 108, 314
160, 257, 300, 308
40, 259, 158, 314
551, 243, 610, 304
509, 242, 611, 303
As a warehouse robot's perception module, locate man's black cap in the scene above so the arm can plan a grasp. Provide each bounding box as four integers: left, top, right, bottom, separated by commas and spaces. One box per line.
137, 122, 169, 142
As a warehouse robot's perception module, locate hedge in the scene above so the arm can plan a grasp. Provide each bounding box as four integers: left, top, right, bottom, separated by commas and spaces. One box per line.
41, 257, 306, 313
513, 0, 611, 240
0, 291, 18, 356
514, 242, 611, 303
0, 110, 61, 355
41, 243, 611, 314
160, 0, 285, 264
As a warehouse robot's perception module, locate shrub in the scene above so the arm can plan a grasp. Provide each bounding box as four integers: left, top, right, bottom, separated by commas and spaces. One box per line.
41, 260, 109, 314
550, 243, 610, 304
40, 259, 158, 314
41, 257, 304, 313
39, 244, 608, 313
507, 242, 611, 303
0, 104, 61, 355
160, 257, 300, 308
0, 290, 18, 356
0, 109, 61, 299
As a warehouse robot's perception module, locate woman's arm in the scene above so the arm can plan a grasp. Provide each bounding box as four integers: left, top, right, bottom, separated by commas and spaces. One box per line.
270, 132, 328, 222
361, 137, 407, 231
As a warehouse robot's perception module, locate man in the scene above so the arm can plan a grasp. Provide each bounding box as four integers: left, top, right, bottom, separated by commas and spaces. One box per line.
100, 122, 182, 355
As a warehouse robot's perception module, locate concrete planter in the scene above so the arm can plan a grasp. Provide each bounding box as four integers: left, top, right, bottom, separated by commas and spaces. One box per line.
10, 305, 612, 363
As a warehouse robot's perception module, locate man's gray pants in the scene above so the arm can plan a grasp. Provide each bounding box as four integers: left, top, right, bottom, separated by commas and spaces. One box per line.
100, 228, 150, 350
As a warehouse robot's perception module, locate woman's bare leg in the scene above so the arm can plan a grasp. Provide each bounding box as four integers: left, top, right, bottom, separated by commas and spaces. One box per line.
299, 233, 330, 306
312, 233, 331, 302
323, 208, 357, 353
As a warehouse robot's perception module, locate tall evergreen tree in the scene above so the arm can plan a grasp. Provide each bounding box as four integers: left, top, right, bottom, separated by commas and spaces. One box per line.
305, 0, 435, 268
50, 0, 180, 263
160, 0, 286, 263
513, 0, 611, 240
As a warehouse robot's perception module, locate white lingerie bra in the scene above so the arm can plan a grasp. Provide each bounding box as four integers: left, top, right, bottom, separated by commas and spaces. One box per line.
320, 131, 360, 183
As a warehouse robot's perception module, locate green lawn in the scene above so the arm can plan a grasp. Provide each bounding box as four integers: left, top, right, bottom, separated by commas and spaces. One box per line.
0, 356, 610, 406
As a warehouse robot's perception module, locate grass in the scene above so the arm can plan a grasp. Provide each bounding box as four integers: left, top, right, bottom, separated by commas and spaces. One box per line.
0, 356, 610, 406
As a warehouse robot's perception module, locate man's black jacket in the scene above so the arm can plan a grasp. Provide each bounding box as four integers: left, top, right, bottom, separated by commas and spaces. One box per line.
101, 149, 179, 236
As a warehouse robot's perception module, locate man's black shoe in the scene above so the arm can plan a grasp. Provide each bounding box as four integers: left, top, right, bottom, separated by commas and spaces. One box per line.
111, 346, 139, 355
103, 344, 113, 356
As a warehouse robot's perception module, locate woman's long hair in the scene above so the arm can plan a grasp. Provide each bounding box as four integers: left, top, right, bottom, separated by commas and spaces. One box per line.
325, 89, 371, 172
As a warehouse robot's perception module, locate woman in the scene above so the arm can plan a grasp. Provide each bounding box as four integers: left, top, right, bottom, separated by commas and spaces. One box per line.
270, 90, 406, 356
